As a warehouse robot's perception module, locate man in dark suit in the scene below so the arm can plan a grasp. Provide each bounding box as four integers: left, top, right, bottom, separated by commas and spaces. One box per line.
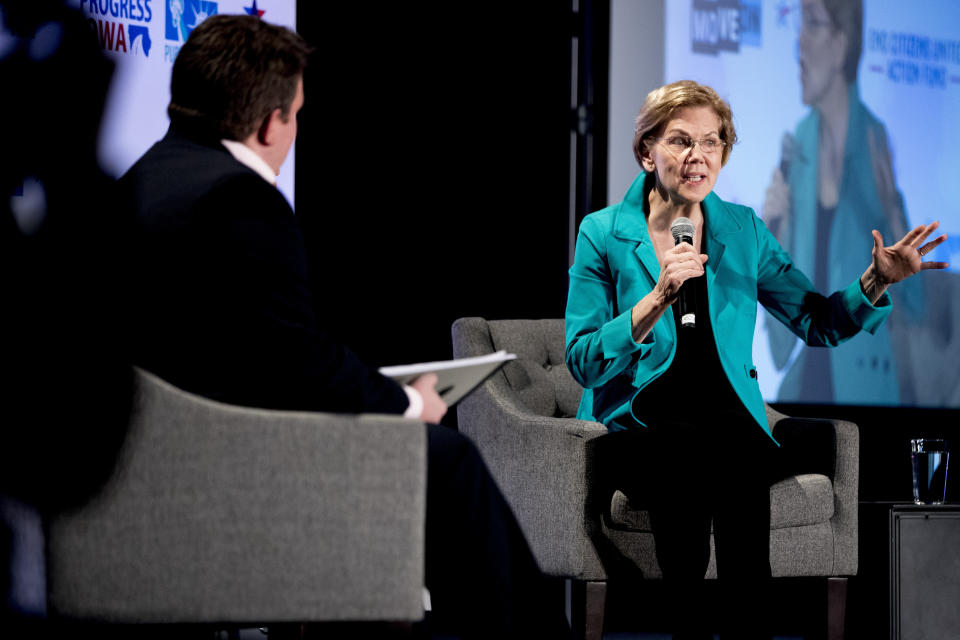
121, 14, 569, 639
122, 20, 417, 417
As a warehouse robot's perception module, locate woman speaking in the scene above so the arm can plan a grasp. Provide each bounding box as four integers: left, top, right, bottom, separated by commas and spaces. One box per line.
564, 80, 946, 639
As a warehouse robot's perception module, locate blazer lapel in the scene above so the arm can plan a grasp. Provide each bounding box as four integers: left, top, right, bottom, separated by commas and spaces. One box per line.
613, 173, 661, 287
701, 191, 740, 289
612, 173, 677, 347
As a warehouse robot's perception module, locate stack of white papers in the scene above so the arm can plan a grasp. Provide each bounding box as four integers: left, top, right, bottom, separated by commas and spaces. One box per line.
379, 351, 517, 407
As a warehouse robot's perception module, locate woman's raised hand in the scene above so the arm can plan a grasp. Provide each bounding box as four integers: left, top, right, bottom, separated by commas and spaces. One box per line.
860, 221, 949, 304
871, 221, 949, 286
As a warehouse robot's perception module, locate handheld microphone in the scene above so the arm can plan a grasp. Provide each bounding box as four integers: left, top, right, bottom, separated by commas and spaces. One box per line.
670, 217, 696, 329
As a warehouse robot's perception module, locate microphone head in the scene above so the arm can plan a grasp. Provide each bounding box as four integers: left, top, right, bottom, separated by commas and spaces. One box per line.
670, 217, 695, 243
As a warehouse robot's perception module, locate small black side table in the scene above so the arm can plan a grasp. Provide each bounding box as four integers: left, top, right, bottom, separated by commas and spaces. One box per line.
889, 503, 960, 640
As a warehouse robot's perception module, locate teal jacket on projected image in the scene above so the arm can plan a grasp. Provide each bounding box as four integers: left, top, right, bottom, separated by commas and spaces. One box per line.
767, 82, 923, 405
564, 171, 893, 439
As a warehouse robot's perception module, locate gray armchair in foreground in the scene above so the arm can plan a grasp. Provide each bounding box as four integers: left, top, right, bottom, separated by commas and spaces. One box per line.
452, 317, 858, 640
45, 368, 427, 631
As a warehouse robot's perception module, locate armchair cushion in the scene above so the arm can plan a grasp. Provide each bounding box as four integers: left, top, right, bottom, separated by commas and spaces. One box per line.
607, 473, 833, 533
770, 473, 835, 529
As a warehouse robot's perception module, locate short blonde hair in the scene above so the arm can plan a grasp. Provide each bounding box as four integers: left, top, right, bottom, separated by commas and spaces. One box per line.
632, 80, 737, 167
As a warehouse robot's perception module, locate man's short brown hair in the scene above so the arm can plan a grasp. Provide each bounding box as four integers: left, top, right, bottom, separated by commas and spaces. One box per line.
168, 14, 311, 141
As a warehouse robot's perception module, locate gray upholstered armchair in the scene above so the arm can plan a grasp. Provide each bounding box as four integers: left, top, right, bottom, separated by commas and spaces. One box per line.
452, 317, 858, 640
45, 368, 427, 632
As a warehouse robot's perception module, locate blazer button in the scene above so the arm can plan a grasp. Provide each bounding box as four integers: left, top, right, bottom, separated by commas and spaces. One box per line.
749, 369, 757, 378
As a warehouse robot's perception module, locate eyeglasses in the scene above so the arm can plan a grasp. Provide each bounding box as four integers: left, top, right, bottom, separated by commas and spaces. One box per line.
651, 135, 726, 155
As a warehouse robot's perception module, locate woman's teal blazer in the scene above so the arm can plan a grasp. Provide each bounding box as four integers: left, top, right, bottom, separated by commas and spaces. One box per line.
564, 172, 892, 438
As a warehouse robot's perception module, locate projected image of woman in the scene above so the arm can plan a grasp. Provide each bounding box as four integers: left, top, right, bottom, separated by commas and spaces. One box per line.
762, 0, 947, 405
565, 79, 947, 639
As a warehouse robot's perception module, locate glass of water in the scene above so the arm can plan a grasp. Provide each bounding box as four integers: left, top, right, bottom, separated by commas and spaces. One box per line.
910, 439, 950, 504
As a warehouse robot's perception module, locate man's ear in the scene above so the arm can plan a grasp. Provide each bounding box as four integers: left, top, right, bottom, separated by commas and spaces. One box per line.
256, 108, 283, 146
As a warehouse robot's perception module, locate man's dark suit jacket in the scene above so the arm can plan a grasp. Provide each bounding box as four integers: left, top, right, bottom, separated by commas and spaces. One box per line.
122, 126, 409, 414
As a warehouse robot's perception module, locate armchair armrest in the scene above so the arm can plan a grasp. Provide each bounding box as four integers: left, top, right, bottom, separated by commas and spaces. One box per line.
457, 372, 608, 580
767, 405, 859, 575
46, 368, 427, 625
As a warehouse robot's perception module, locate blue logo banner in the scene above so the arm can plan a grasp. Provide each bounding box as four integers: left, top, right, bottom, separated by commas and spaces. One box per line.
165, 0, 218, 43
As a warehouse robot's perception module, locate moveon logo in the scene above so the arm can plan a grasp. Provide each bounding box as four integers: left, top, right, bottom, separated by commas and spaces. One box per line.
691, 0, 762, 55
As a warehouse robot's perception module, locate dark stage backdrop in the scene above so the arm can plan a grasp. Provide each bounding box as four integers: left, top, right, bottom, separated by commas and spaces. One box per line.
295, 3, 574, 371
